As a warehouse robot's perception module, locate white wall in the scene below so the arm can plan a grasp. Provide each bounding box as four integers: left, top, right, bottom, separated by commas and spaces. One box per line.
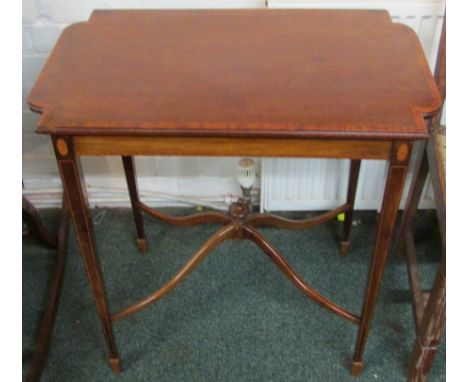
23, 0, 444, 211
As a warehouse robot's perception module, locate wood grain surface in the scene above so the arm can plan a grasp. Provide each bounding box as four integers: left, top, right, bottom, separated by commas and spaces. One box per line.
28, 9, 441, 140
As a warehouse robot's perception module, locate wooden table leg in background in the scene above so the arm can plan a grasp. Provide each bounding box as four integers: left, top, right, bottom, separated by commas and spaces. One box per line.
340, 160, 361, 256
408, 257, 445, 382
53, 136, 122, 373
25, 195, 70, 382
407, 129, 446, 382
122, 156, 148, 254
351, 142, 412, 375
22, 196, 57, 249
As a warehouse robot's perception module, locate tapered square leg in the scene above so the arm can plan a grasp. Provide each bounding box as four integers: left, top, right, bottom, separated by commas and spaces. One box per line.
122, 156, 148, 254
352, 142, 411, 375
53, 137, 121, 372
394, 141, 429, 257
340, 160, 361, 256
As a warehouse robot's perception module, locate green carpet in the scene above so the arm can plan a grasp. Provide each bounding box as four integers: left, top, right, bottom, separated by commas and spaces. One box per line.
22, 208, 445, 381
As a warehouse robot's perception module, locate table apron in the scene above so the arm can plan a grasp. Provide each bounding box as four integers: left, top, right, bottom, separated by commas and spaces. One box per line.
72, 136, 392, 159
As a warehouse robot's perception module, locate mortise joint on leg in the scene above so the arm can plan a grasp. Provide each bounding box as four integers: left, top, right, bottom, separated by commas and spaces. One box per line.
351, 360, 364, 376
108, 357, 122, 373
340, 241, 351, 257
137, 238, 148, 254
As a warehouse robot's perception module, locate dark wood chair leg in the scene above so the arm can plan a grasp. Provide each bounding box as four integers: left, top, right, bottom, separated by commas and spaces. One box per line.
53, 137, 121, 373
340, 160, 361, 256
407, 128, 446, 382
122, 156, 148, 254
408, 258, 445, 382
351, 142, 411, 376
405, 11, 445, 379
22, 196, 57, 249
25, 195, 70, 382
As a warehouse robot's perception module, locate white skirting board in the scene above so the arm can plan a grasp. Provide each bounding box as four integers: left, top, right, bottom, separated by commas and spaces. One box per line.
22, 155, 262, 209
23, 175, 242, 210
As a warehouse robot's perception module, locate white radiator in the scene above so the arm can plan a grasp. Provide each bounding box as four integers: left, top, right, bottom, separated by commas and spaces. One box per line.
262, 0, 445, 211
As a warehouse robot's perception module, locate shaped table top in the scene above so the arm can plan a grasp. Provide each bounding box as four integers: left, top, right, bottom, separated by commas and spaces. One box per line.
28, 9, 441, 140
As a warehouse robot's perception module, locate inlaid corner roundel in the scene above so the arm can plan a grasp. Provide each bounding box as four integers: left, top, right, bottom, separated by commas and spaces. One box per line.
56, 138, 69, 157
396, 143, 409, 162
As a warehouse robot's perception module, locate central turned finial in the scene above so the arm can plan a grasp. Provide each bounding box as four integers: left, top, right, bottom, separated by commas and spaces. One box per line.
228, 198, 251, 220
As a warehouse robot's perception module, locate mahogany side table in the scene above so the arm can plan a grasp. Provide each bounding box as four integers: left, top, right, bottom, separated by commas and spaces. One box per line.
27, 9, 441, 376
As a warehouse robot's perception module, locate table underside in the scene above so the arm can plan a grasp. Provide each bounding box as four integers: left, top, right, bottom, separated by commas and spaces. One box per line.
53, 133, 409, 324
56, 135, 386, 324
